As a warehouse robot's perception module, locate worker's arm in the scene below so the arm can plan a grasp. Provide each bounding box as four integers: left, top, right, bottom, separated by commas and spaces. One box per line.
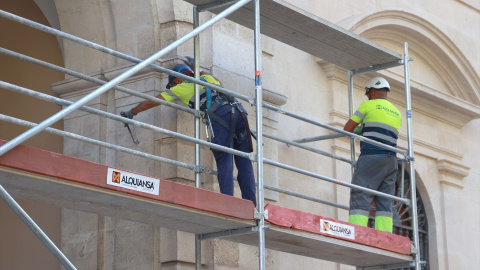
343, 119, 360, 133
120, 94, 166, 119
131, 94, 166, 115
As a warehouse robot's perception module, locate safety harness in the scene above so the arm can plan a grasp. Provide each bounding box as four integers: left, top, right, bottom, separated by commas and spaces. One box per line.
189, 78, 253, 152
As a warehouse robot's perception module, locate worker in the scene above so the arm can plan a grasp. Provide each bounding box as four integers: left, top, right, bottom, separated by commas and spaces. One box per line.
343, 77, 402, 233
120, 59, 256, 206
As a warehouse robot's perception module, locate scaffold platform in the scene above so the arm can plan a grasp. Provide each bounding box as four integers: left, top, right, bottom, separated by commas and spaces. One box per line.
185, 0, 402, 70
0, 140, 412, 267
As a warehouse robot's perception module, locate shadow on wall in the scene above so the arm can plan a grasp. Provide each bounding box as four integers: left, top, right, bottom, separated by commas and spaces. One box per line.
0, 1, 64, 270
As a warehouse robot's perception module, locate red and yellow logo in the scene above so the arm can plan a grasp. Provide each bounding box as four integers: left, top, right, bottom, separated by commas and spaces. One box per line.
112, 171, 121, 183
323, 221, 330, 232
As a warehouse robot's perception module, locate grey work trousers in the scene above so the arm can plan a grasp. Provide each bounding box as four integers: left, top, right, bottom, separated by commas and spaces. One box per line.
349, 154, 398, 218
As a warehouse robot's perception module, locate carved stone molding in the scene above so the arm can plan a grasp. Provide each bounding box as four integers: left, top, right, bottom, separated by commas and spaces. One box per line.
437, 159, 470, 189
52, 64, 164, 98
262, 87, 288, 107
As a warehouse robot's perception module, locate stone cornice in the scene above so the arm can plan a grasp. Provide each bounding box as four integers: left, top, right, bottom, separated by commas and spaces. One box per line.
410, 137, 463, 161
437, 159, 470, 189
51, 58, 213, 97
51, 64, 164, 97
51, 71, 105, 96
384, 70, 480, 128
320, 63, 480, 129
263, 87, 288, 107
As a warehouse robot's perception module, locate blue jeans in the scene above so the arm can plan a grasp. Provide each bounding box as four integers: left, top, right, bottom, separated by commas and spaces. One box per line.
210, 104, 256, 206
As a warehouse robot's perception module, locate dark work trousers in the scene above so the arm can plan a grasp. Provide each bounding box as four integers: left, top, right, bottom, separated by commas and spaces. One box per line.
210, 103, 256, 206
349, 154, 398, 217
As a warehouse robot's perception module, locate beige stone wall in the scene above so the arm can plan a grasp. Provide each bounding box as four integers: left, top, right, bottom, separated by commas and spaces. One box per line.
1, 0, 479, 269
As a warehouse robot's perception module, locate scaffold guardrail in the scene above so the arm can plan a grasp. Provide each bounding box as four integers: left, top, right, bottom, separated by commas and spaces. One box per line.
0, 0, 421, 269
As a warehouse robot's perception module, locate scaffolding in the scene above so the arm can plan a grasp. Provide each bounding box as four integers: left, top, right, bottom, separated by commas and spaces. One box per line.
0, 0, 422, 269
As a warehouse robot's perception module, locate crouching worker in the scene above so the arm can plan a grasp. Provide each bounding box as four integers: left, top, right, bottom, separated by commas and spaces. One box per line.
343, 77, 402, 233
120, 62, 256, 206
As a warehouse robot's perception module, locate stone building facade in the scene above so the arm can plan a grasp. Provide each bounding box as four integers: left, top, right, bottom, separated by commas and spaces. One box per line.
0, 0, 479, 269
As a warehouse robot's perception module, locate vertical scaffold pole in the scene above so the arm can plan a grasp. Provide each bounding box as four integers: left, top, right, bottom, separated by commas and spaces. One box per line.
193, 6, 202, 270
254, 0, 265, 269
193, 5, 201, 194
404, 42, 421, 270
0, 184, 77, 270
347, 71, 355, 175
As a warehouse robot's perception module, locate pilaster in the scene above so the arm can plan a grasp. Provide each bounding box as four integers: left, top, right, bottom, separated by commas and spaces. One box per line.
437, 159, 470, 269
52, 65, 167, 269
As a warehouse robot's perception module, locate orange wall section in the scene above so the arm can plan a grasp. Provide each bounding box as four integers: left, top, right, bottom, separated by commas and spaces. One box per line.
0, 0, 65, 154
0, 1, 64, 270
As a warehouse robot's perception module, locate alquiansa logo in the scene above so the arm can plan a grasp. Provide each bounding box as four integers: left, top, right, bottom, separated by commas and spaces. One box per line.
112, 170, 155, 190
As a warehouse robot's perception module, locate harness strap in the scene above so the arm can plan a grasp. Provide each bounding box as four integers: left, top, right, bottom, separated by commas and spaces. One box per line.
209, 98, 228, 112
226, 106, 236, 147
238, 108, 253, 152
208, 103, 252, 152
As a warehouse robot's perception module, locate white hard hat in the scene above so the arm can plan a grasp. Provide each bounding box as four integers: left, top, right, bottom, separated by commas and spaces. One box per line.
365, 77, 390, 95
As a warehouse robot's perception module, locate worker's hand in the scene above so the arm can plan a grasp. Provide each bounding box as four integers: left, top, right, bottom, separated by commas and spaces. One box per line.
120, 109, 135, 119
354, 126, 362, 135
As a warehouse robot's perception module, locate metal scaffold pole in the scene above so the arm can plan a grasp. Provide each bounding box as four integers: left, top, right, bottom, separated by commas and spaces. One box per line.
194, 5, 202, 270
194, 5, 202, 189
193, 6, 202, 270
347, 70, 356, 175
253, 0, 266, 269
404, 42, 421, 270
0, 184, 77, 270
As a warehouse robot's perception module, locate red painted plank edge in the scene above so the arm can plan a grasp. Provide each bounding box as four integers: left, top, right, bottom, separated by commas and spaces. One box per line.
265, 204, 412, 255
0, 140, 255, 220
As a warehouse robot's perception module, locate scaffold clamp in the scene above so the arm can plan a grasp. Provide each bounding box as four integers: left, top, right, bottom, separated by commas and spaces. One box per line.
254, 208, 268, 220
411, 244, 418, 254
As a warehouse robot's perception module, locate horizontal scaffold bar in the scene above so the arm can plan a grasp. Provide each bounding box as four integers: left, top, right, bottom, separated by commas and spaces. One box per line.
263, 158, 410, 204
0, 114, 206, 173
1, 113, 351, 211
262, 103, 408, 156
0, 9, 251, 104
199, 226, 259, 240
252, 129, 353, 164
0, 47, 196, 116
264, 184, 349, 210
0, 10, 407, 159
294, 133, 347, 143
0, 0, 253, 157
0, 81, 255, 161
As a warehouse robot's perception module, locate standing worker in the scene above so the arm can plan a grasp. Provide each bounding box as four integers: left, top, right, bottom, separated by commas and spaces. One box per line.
120, 59, 256, 206
343, 77, 402, 233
